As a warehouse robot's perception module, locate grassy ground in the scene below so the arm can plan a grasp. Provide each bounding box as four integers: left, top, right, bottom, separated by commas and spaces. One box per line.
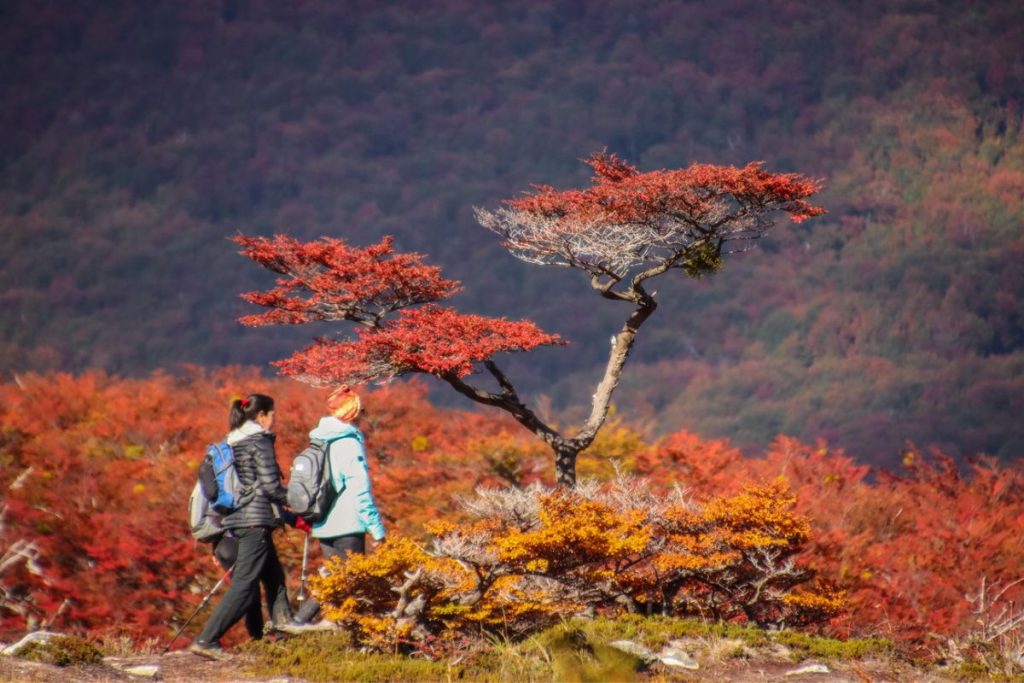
3, 617, 1020, 682
239, 616, 933, 682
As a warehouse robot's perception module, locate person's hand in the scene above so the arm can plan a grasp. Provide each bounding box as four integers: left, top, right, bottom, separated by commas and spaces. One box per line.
294, 516, 312, 533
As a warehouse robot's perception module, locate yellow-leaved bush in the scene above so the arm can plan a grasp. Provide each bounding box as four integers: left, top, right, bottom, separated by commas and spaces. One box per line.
310, 475, 844, 651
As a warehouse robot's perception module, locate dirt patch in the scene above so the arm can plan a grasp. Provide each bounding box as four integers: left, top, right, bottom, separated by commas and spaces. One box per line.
0, 650, 290, 683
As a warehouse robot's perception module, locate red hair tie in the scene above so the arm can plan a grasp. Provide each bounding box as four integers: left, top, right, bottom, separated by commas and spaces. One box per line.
241, 398, 250, 408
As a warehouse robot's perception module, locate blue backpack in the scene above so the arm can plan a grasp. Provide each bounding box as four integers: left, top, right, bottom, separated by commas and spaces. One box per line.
197, 442, 246, 514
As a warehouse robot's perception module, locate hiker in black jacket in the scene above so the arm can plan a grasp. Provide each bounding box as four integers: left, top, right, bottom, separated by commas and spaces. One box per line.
189, 393, 300, 660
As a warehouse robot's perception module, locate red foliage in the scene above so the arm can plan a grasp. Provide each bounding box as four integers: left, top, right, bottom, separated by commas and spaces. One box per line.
509, 151, 825, 227
636, 434, 1024, 649
0, 370, 527, 643
4, 370, 1019, 654
234, 235, 461, 327
274, 305, 564, 384
235, 232, 563, 388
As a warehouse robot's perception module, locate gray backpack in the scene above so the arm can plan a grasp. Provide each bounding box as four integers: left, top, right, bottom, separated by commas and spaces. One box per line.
287, 438, 339, 524
187, 480, 224, 543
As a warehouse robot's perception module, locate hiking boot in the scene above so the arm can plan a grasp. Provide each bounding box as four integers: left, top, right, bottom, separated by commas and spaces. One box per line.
293, 599, 320, 624
187, 641, 232, 661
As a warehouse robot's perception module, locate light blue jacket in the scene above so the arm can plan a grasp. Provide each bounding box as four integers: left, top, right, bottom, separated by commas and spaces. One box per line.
309, 416, 386, 541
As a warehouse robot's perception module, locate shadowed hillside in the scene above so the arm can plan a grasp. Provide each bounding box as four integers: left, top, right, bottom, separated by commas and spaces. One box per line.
2, 0, 1023, 465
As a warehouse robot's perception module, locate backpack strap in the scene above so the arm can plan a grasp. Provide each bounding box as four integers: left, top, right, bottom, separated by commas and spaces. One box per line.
321, 436, 344, 492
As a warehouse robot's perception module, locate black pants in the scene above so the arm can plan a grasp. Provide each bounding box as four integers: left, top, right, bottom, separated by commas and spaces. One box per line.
293, 533, 365, 624
196, 527, 291, 645
212, 534, 263, 640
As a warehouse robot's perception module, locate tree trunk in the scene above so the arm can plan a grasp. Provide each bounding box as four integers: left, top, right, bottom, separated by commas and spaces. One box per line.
554, 443, 580, 487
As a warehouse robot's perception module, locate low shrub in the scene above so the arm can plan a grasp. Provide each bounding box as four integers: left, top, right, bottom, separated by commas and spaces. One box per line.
311, 475, 844, 651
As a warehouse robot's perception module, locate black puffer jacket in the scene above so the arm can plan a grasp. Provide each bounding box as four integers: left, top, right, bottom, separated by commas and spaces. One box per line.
221, 428, 288, 529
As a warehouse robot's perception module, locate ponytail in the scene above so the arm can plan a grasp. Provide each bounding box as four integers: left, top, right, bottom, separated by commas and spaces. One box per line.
228, 393, 275, 430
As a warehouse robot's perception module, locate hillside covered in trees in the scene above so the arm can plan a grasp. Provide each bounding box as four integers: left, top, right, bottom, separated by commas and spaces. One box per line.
2, 0, 1023, 465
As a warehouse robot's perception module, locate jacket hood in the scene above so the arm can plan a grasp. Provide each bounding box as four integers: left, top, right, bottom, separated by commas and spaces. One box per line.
310, 416, 364, 443
227, 420, 266, 445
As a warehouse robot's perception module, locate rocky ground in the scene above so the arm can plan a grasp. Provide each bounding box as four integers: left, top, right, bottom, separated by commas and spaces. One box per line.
0, 648, 953, 682
0, 626, 968, 682
1, 649, 252, 682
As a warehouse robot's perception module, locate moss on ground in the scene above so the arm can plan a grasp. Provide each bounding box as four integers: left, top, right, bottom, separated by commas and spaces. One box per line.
553, 614, 892, 662
243, 632, 456, 682
17, 635, 104, 667
771, 629, 893, 660
950, 660, 1024, 682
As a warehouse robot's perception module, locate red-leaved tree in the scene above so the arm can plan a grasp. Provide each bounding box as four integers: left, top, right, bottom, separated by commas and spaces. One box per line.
237, 152, 824, 485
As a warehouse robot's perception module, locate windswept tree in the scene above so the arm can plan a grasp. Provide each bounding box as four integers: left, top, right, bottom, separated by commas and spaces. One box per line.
236, 153, 824, 486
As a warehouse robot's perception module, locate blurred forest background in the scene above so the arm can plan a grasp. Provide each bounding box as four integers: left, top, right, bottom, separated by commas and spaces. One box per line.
2, 0, 1023, 467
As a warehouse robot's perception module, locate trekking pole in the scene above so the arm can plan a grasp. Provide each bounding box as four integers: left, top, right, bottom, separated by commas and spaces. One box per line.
298, 534, 310, 602
161, 565, 233, 654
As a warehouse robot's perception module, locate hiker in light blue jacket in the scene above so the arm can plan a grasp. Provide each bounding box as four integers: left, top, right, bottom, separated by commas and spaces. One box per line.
291, 387, 386, 625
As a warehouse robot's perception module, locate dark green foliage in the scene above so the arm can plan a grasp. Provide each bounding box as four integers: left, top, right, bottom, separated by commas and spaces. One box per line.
681, 241, 724, 279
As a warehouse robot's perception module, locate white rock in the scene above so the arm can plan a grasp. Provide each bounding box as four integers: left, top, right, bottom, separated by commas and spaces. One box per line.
608, 640, 654, 661
657, 647, 699, 670
785, 662, 830, 676
124, 665, 160, 677
1, 631, 59, 657
661, 655, 700, 670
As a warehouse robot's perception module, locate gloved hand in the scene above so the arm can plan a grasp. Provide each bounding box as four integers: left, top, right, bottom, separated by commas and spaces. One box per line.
293, 516, 312, 533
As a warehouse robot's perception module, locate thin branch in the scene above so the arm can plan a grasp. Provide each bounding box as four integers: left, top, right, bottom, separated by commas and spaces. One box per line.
442, 373, 507, 407
630, 241, 700, 290
483, 361, 517, 396
443, 373, 563, 448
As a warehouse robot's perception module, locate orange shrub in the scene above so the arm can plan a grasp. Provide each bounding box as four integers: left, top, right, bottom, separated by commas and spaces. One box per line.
309, 476, 842, 651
